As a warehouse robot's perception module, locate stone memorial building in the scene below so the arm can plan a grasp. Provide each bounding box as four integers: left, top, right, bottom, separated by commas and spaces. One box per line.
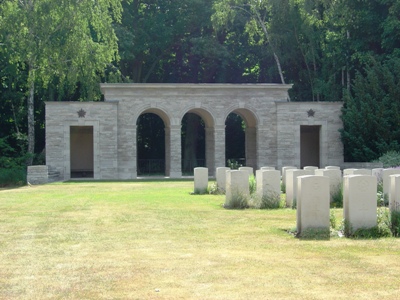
45, 84, 344, 180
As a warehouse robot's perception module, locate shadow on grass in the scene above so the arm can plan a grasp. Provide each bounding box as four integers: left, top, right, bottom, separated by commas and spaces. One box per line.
65, 177, 197, 184
282, 228, 330, 240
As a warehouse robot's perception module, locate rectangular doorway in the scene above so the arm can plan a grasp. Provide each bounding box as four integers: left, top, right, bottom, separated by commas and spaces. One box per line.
300, 125, 320, 168
70, 126, 94, 178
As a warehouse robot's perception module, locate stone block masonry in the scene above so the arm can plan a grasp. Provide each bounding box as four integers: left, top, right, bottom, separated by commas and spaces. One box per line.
45, 84, 344, 180
27, 165, 49, 185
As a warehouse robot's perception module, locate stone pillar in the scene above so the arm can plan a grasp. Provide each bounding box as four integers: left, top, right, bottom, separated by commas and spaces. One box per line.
245, 127, 257, 170
165, 127, 171, 176
194, 167, 208, 194
205, 127, 215, 176
389, 174, 400, 212
169, 125, 182, 178
297, 175, 330, 236
214, 125, 226, 169
343, 175, 377, 233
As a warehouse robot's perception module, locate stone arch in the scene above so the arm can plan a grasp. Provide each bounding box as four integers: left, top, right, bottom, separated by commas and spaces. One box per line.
180, 107, 216, 175
136, 108, 172, 176
225, 107, 258, 170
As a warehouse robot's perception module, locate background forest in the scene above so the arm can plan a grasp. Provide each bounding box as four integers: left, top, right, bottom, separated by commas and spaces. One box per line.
1, 0, 400, 183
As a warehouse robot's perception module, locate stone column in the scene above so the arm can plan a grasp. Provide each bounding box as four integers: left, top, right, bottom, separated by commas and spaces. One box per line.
169, 125, 182, 178
245, 127, 257, 169
165, 127, 171, 177
205, 127, 215, 176
118, 124, 136, 179
214, 125, 226, 169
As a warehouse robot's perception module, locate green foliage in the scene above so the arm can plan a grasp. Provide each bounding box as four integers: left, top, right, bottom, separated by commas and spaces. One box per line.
331, 184, 343, 208
390, 210, 400, 237
249, 174, 256, 195
281, 181, 286, 194
298, 228, 330, 240
0, 136, 29, 186
258, 192, 282, 209
341, 208, 393, 239
207, 181, 224, 195
340, 57, 400, 162
224, 191, 248, 209
330, 210, 337, 230
376, 151, 400, 168
227, 159, 242, 170
0, 168, 26, 187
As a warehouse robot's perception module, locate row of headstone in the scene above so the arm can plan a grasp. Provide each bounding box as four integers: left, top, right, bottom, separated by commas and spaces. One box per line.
283, 166, 400, 203
194, 166, 400, 237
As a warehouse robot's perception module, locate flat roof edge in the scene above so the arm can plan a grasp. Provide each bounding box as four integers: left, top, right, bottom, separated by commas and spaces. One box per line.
100, 83, 293, 92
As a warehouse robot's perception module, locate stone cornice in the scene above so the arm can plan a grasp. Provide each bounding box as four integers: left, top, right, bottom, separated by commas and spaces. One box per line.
100, 83, 293, 93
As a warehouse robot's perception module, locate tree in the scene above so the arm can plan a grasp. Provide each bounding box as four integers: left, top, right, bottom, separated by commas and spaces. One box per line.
0, 0, 121, 164
212, 0, 287, 84
340, 55, 400, 162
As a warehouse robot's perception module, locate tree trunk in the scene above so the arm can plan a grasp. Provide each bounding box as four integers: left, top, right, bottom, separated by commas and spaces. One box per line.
254, 9, 286, 85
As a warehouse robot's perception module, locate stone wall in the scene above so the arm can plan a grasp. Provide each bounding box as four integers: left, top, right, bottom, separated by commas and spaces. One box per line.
45, 84, 345, 180
276, 102, 343, 170
27, 165, 48, 185
45, 101, 118, 180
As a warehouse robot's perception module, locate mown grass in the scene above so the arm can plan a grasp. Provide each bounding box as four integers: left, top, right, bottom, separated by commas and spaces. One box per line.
1, 181, 400, 299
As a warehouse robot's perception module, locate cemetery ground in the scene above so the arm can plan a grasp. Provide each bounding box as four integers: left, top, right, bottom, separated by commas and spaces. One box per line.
1, 181, 400, 300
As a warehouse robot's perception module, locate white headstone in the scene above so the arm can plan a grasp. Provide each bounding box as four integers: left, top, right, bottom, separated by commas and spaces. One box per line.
225, 170, 250, 206
239, 166, 254, 178
315, 169, 342, 201
286, 169, 313, 208
303, 166, 318, 174
256, 170, 281, 199
343, 175, 377, 233
372, 168, 384, 180
325, 166, 341, 170
282, 166, 297, 188
343, 168, 357, 176
261, 166, 275, 171
353, 169, 371, 176
382, 169, 400, 197
389, 174, 400, 212
297, 175, 330, 235
194, 167, 208, 193
216, 167, 230, 191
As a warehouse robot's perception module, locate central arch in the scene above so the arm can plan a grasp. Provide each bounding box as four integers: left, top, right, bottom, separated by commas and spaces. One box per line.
136, 108, 171, 176
225, 108, 258, 170
180, 108, 215, 176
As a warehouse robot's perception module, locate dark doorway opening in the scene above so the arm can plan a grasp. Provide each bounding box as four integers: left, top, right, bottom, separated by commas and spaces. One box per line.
225, 113, 245, 168
70, 126, 94, 178
137, 113, 166, 176
181, 113, 205, 175
300, 125, 320, 168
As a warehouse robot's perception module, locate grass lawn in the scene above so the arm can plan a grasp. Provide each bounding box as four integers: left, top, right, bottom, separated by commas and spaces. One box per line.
1, 181, 400, 299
